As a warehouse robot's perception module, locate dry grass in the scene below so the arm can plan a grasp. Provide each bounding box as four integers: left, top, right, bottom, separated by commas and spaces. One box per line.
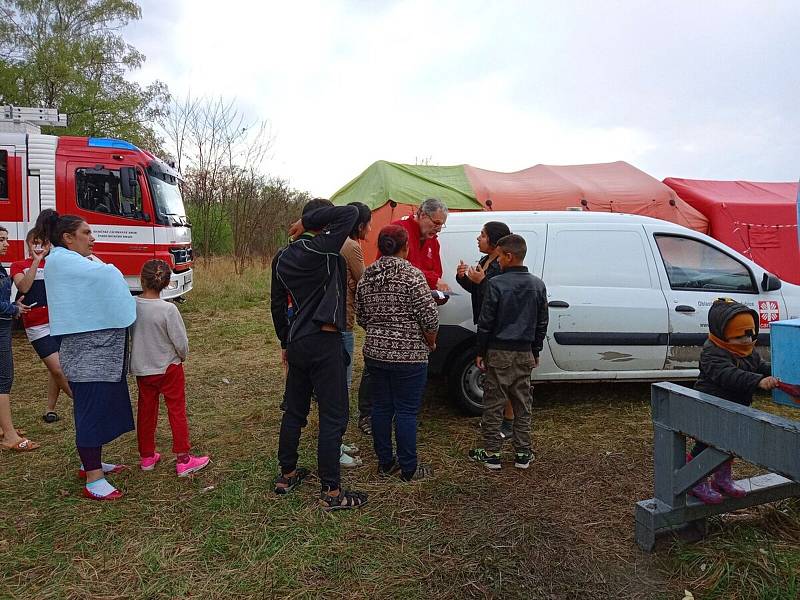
1, 259, 799, 599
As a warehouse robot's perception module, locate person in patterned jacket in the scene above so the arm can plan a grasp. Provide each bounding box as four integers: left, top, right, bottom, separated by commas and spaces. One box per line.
356, 224, 439, 482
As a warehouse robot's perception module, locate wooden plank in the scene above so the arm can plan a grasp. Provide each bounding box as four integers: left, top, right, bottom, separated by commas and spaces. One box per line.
672, 447, 729, 496
651, 383, 800, 482
636, 473, 800, 551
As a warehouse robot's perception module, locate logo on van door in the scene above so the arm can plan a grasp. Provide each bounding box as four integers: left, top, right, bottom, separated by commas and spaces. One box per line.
758, 300, 780, 328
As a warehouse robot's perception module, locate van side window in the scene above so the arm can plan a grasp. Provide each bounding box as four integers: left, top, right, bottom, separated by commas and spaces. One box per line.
0, 150, 7, 199
75, 167, 144, 220
655, 235, 756, 293
547, 229, 651, 288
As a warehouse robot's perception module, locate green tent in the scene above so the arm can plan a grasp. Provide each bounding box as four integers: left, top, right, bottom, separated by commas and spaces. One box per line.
331, 160, 482, 211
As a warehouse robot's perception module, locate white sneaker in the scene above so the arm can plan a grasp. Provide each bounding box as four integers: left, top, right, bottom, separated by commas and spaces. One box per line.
340, 450, 363, 468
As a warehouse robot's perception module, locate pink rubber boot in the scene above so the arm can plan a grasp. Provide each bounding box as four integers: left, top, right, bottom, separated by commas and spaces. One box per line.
711, 459, 747, 498
685, 452, 723, 504
689, 479, 724, 504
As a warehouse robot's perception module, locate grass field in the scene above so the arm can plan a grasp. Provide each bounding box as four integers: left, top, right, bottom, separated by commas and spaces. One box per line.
1, 259, 799, 599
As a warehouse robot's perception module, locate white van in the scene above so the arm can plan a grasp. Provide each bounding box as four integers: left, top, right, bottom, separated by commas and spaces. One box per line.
431, 211, 800, 415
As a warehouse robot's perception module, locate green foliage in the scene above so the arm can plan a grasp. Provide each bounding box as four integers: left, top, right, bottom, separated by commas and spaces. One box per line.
186, 202, 232, 256
0, 0, 169, 152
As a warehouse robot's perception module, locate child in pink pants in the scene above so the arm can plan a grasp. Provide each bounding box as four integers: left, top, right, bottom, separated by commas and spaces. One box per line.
130, 259, 209, 477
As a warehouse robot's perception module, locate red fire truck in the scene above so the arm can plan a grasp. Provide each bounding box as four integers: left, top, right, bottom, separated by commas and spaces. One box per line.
0, 106, 193, 297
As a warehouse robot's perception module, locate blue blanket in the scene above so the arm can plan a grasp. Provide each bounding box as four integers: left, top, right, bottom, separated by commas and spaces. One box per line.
44, 246, 136, 336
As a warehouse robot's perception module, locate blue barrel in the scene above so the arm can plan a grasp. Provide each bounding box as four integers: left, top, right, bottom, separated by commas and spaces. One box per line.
770, 318, 800, 408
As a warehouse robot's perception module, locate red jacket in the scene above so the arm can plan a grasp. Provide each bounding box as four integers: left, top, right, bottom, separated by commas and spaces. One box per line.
392, 216, 442, 289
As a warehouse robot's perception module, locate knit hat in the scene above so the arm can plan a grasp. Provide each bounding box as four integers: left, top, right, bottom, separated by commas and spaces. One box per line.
723, 311, 756, 340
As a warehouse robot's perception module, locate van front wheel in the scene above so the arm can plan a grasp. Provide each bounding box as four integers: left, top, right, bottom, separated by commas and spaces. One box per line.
448, 348, 484, 416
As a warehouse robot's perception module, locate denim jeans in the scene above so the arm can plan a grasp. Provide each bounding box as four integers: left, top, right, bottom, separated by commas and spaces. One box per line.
366, 358, 428, 475
341, 330, 355, 391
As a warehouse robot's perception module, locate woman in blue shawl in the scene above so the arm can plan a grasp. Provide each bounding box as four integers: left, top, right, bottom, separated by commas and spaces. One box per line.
40, 210, 136, 501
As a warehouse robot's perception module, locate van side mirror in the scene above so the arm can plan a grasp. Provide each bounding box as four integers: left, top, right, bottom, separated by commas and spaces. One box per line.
120, 166, 138, 199
761, 272, 782, 292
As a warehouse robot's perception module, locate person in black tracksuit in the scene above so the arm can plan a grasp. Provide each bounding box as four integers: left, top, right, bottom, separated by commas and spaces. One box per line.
270, 200, 367, 511
688, 298, 779, 504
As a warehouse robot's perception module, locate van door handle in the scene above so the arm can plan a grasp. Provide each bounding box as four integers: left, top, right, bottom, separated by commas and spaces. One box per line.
548, 300, 570, 308
675, 305, 696, 313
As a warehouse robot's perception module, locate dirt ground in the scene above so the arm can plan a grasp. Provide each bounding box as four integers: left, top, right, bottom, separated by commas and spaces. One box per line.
1, 261, 797, 599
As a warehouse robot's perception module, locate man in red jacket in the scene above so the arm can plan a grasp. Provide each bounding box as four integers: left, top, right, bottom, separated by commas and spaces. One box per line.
392, 197, 451, 291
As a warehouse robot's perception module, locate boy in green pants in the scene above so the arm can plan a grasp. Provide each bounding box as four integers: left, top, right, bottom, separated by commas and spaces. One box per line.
469, 234, 548, 469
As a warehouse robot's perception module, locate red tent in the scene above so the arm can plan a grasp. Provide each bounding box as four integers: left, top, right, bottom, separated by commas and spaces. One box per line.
466, 162, 709, 233
663, 178, 800, 284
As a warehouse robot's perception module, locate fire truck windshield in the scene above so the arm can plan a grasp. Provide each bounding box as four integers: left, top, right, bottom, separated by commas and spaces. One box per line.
147, 156, 189, 226
149, 175, 187, 223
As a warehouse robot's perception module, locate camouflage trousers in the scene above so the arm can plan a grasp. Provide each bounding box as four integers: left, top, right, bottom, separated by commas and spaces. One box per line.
482, 349, 534, 453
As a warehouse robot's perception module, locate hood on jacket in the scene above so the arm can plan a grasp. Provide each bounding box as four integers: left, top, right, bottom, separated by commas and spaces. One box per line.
369, 255, 407, 287
707, 298, 759, 341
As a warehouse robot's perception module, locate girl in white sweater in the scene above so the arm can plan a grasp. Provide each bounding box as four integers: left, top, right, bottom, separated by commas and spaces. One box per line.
130, 260, 209, 477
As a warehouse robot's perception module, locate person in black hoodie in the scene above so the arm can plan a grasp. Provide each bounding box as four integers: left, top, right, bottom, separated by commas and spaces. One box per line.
456, 221, 514, 438
270, 199, 368, 511
688, 298, 779, 504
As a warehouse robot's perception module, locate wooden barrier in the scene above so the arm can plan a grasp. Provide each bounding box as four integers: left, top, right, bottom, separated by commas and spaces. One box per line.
635, 382, 800, 552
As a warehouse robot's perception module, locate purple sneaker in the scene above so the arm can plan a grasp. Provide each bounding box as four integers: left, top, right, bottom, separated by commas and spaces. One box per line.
176, 454, 210, 478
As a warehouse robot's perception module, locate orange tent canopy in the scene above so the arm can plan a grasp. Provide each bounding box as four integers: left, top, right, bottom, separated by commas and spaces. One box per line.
332, 160, 710, 263
465, 161, 709, 233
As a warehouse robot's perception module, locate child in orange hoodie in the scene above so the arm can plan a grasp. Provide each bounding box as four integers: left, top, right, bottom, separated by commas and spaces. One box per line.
689, 298, 779, 504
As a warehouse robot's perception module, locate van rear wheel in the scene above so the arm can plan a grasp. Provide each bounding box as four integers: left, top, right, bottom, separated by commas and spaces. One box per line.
448, 348, 484, 416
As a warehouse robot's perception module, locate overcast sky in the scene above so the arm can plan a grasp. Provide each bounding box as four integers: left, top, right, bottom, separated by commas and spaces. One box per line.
127, 1, 800, 197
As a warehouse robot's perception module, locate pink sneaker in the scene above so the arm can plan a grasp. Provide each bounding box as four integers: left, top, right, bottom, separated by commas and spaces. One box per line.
176, 454, 210, 478
140, 452, 161, 471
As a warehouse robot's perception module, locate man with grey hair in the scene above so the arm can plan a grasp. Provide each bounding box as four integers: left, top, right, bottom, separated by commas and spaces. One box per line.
391, 198, 451, 291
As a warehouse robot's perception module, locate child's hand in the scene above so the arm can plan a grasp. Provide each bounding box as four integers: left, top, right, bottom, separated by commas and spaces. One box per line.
14, 296, 31, 315
475, 356, 486, 371
758, 376, 779, 391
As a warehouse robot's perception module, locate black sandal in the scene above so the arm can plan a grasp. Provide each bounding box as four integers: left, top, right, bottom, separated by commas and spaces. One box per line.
319, 487, 368, 511
274, 467, 311, 495
42, 411, 60, 423
358, 416, 372, 436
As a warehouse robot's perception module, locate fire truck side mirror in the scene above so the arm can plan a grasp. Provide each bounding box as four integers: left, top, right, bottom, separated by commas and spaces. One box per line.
120, 166, 138, 199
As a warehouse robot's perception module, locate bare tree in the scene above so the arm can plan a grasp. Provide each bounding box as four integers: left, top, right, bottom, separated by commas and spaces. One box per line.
163, 94, 310, 268
163, 95, 270, 262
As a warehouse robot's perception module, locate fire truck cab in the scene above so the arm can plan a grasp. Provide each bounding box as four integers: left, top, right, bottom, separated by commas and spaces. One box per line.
0, 106, 192, 297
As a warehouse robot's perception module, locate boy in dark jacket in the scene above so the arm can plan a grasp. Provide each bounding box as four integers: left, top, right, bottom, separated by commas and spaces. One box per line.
689, 298, 779, 504
469, 234, 548, 470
